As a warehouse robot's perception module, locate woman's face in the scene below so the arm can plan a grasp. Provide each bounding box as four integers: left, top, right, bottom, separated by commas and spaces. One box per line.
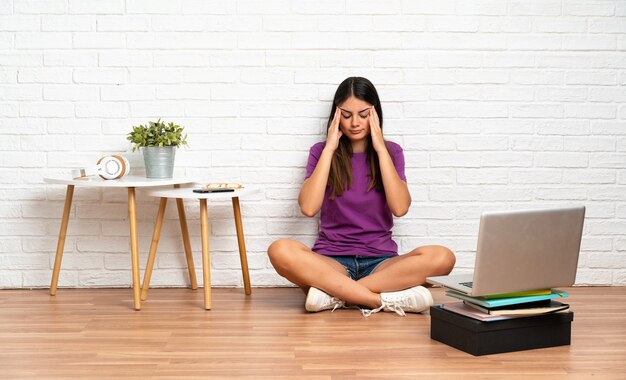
337, 96, 372, 144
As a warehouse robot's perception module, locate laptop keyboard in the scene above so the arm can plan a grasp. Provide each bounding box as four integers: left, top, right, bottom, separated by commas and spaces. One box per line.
460, 281, 473, 288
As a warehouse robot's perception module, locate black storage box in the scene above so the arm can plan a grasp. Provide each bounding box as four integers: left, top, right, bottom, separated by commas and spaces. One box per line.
430, 305, 573, 356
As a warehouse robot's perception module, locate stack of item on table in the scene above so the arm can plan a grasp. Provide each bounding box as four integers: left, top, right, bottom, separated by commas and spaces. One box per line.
429, 286, 575, 356
441, 288, 570, 322
426, 206, 585, 356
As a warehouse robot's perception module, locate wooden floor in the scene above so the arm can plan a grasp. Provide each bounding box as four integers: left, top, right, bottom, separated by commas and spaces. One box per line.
0, 287, 625, 379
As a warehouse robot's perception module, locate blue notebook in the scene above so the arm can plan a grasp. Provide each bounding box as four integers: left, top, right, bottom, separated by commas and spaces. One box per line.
445, 289, 569, 308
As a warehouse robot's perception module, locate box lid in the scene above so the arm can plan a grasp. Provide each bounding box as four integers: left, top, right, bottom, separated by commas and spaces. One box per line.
430, 305, 574, 333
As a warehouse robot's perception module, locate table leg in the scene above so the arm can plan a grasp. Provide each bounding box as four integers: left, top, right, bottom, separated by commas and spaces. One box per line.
128, 187, 141, 311
199, 199, 212, 310
50, 185, 74, 296
175, 195, 198, 290
141, 197, 168, 301
232, 197, 251, 295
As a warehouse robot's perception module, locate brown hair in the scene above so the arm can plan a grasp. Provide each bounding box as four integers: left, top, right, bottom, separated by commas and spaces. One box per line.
327, 77, 384, 199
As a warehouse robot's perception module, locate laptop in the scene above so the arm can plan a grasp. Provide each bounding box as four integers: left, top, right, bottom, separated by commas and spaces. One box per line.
426, 206, 585, 297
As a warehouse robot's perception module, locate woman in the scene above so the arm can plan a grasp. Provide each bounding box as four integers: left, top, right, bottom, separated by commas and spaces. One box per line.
267, 77, 455, 317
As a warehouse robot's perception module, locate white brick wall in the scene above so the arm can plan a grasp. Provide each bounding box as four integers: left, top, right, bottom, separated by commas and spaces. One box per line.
1, 1, 625, 288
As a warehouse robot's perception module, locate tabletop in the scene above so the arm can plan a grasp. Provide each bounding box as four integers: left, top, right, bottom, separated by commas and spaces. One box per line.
43, 175, 195, 188
145, 185, 258, 200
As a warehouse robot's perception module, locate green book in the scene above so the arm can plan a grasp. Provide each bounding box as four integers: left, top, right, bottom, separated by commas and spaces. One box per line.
445, 289, 569, 308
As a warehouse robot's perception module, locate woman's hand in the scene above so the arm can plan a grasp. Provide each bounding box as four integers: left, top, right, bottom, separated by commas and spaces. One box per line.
325, 107, 343, 152
300, 108, 341, 217
369, 106, 386, 153
371, 104, 411, 216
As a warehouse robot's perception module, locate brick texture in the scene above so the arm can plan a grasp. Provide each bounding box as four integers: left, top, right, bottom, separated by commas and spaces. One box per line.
1, 1, 625, 288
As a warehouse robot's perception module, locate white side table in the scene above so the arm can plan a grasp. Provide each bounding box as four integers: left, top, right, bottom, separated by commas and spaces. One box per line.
142, 185, 257, 310
44, 175, 196, 310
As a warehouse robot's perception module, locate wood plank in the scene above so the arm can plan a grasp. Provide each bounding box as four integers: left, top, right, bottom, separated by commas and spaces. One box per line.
0, 287, 624, 379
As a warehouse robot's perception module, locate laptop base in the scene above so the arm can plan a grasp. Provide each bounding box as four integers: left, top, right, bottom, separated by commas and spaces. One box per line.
426, 274, 474, 295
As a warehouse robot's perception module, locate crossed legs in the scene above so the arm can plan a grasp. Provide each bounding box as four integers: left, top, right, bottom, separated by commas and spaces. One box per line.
267, 239, 456, 309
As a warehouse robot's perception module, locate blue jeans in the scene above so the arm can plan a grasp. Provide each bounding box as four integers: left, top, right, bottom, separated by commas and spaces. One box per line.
326, 255, 395, 281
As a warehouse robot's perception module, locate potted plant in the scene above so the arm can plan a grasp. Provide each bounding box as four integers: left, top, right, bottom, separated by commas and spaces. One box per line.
127, 119, 188, 178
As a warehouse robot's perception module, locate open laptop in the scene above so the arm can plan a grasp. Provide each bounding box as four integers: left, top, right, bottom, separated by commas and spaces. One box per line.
426, 206, 585, 297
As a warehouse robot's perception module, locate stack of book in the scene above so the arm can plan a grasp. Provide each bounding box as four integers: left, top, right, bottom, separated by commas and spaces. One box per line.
441, 289, 570, 322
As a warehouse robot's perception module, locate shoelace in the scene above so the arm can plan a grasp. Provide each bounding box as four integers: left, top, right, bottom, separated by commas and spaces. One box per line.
361, 299, 409, 318
330, 297, 344, 312
329, 298, 367, 313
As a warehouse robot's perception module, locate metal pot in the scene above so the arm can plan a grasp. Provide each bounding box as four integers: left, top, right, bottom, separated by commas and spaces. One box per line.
142, 146, 176, 178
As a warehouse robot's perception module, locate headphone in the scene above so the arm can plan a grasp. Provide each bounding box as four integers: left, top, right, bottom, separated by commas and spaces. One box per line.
96, 155, 130, 179
72, 155, 130, 180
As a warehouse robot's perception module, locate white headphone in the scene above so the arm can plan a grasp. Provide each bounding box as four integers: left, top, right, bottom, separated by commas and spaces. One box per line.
72, 155, 130, 180
96, 155, 130, 179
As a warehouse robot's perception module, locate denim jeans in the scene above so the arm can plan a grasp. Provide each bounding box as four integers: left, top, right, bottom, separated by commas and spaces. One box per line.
326, 255, 395, 281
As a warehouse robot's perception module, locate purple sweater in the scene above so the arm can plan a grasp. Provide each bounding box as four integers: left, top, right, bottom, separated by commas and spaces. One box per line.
305, 141, 407, 257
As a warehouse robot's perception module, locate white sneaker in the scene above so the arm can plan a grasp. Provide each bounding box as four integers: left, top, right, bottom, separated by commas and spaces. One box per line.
305, 287, 346, 312
361, 286, 434, 317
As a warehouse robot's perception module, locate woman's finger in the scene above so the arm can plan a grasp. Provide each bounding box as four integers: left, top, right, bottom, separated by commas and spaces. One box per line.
326, 107, 342, 149
371, 106, 379, 128
369, 107, 378, 132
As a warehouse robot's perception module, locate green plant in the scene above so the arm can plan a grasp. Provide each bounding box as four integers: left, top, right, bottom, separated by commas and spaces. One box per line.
127, 119, 188, 152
